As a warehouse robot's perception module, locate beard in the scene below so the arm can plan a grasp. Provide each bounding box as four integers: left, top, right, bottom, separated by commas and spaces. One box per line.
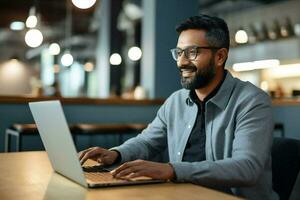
179, 59, 216, 90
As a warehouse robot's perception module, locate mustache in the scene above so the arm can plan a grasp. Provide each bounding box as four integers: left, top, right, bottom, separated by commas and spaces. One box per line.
178, 65, 197, 73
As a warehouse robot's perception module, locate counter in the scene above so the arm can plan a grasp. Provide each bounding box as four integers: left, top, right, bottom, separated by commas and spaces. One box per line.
0, 95, 165, 105
0, 96, 164, 152
272, 98, 300, 106
0, 95, 300, 152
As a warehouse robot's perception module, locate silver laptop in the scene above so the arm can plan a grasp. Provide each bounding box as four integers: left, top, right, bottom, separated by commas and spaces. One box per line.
29, 100, 163, 188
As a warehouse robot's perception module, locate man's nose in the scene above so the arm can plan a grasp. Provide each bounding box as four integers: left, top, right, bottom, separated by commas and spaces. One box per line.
177, 53, 190, 67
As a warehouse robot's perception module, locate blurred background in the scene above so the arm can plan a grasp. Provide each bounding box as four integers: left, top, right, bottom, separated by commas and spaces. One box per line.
0, 0, 300, 99
1, 0, 300, 153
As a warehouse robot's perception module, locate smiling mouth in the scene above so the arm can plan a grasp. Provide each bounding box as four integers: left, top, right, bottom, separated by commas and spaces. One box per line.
179, 67, 197, 78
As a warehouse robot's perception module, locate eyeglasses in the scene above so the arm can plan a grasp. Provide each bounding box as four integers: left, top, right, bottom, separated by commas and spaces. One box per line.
170, 45, 220, 61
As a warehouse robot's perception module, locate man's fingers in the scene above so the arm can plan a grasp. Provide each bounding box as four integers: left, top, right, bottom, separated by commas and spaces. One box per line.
127, 171, 144, 179
80, 148, 102, 165
80, 153, 91, 165
111, 161, 144, 178
111, 162, 131, 175
115, 167, 143, 178
98, 155, 112, 165
114, 166, 136, 178
112, 160, 143, 174
112, 160, 173, 180
78, 147, 93, 160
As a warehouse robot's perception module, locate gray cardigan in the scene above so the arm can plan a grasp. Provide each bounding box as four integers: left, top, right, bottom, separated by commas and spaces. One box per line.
113, 72, 278, 200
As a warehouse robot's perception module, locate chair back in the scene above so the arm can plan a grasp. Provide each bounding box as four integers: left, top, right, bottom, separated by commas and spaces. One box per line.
272, 137, 300, 200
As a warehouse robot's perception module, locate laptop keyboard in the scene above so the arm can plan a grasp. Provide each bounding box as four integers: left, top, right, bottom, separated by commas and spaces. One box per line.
83, 164, 157, 185
83, 165, 126, 183
82, 165, 110, 173
85, 172, 128, 183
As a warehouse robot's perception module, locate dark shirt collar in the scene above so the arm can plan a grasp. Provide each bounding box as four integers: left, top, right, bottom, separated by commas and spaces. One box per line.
188, 70, 227, 105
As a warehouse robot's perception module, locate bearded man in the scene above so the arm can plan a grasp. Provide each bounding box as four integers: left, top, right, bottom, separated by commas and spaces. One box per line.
80, 15, 278, 200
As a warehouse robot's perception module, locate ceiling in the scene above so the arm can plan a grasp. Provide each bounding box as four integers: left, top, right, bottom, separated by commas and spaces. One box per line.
0, 0, 97, 62
198, 0, 286, 15
0, 0, 288, 62
0, 0, 96, 34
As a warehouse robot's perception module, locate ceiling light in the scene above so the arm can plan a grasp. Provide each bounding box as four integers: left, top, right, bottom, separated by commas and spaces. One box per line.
61, 52, 74, 67
294, 23, 300, 36
10, 21, 25, 31
26, 15, 37, 28
26, 7, 38, 28
110, 53, 122, 65
84, 62, 94, 72
253, 59, 280, 69
1, 59, 25, 77
267, 63, 300, 78
235, 30, 248, 44
71, 0, 96, 9
49, 43, 61, 55
232, 62, 253, 72
25, 29, 43, 48
128, 46, 142, 61
124, 3, 143, 20
233, 59, 280, 72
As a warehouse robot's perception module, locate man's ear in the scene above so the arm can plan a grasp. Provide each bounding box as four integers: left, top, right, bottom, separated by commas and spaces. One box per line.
215, 48, 228, 67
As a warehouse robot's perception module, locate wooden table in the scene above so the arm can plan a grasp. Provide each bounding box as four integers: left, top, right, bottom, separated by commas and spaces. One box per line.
0, 152, 242, 200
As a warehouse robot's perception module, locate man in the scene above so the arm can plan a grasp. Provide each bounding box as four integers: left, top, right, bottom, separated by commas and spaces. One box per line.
79, 15, 278, 199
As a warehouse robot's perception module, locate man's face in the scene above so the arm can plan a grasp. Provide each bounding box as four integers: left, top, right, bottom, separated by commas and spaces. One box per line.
176, 29, 217, 90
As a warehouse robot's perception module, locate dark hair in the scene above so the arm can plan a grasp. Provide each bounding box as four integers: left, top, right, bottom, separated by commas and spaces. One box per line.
176, 15, 230, 50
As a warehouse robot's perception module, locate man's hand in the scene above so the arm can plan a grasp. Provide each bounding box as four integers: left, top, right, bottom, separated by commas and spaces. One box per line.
79, 147, 119, 165
111, 160, 175, 180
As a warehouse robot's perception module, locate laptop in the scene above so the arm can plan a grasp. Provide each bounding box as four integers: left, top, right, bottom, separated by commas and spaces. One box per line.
29, 100, 164, 188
